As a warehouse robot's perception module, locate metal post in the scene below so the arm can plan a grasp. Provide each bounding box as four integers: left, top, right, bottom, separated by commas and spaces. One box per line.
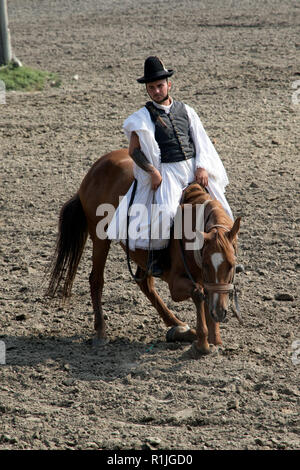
0, 0, 12, 65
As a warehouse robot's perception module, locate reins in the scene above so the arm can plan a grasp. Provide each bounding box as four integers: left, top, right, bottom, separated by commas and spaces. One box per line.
126, 179, 154, 283
178, 237, 205, 300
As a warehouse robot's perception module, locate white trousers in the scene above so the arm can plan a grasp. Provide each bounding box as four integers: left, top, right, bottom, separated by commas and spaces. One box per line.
106, 158, 233, 251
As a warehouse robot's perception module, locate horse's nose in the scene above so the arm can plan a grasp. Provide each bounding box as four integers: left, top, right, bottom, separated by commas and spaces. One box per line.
217, 307, 228, 323
211, 307, 228, 323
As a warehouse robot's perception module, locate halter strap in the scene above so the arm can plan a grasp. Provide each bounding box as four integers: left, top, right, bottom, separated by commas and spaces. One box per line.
207, 224, 231, 232
203, 282, 234, 293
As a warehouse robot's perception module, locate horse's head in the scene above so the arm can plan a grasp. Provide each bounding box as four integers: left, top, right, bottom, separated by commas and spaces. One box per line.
179, 184, 241, 324
198, 217, 241, 322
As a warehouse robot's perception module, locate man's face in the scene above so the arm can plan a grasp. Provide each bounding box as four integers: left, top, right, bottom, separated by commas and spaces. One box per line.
146, 79, 171, 104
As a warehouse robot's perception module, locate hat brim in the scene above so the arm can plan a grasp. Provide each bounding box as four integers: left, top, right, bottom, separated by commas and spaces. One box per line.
137, 69, 174, 84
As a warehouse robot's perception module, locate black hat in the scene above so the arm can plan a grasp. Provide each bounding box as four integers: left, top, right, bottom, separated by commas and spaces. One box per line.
137, 56, 174, 84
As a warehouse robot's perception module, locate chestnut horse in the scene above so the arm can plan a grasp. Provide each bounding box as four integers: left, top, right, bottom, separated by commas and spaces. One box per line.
47, 149, 241, 357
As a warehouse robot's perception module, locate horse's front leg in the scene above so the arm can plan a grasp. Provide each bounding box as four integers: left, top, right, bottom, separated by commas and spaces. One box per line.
135, 267, 196, 343
190, 288, 211, 356
205, 302, 222, 346
165, 275, 198, 343
135, 267, 183, 327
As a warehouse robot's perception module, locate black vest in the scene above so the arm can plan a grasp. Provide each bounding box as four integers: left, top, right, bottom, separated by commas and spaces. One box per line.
146, 100, 196, 163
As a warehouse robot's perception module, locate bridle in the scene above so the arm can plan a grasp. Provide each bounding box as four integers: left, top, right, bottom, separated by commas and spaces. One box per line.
178, 222, 242, 323
201, 223, 235, 296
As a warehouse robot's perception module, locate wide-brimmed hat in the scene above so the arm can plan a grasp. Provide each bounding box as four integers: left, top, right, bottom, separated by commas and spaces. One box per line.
137, 56, 174, 84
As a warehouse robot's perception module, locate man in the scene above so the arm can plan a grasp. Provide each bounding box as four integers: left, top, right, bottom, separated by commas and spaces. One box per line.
107, 56, 233, 276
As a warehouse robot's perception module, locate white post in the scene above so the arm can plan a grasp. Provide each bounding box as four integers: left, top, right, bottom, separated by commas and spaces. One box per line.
0, 0, 12, 65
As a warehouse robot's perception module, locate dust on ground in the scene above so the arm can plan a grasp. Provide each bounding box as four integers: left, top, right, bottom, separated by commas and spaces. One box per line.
0, 0, 299, 450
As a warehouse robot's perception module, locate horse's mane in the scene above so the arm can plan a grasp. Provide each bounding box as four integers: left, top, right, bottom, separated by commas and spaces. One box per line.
182, 183, 236, 264
182, 183, 231, 227
182, 182, 211, 205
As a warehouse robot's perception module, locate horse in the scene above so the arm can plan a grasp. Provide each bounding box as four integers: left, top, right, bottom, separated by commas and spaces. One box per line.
46, 149, 241, 357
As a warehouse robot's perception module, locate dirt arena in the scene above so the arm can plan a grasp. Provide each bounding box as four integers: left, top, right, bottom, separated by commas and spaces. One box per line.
0, 0, 299, 451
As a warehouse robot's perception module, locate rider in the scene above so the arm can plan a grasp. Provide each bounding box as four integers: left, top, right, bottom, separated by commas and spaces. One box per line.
107, 56, 233, 276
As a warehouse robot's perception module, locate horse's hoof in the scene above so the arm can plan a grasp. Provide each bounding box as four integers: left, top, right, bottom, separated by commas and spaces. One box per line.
166, 324, 196, 343
92, 336, 108, 348
188, 341, 211, 359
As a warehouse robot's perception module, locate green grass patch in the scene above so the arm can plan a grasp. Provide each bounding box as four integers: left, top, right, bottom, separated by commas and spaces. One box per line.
0, 63, 61, 91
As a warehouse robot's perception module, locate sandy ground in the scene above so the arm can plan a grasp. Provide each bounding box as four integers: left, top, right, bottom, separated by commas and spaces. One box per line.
0, 0, 299, 451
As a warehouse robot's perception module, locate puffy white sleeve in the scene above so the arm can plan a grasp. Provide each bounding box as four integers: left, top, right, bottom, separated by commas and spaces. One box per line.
185, 104, 229, 191
123, 107, 161, 187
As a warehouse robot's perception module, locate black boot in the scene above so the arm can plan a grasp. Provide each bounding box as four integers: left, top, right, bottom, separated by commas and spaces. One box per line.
148, 250, 164, 277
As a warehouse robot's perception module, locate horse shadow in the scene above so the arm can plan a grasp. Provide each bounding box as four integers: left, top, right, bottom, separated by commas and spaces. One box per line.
1, 333, 193, 383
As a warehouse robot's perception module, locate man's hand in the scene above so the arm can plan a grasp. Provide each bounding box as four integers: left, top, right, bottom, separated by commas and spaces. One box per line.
195, 167, 208, 187
150, 167, 162, 190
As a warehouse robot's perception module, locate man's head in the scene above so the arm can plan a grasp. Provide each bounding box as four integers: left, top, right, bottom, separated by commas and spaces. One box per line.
137, 56, 173, 105
146, 78, 171, 105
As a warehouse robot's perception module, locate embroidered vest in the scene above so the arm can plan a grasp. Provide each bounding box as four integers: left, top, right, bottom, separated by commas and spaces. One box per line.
146, 100, 196, 163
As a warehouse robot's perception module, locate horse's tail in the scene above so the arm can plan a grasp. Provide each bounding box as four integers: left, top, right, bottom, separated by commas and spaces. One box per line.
46, 193, 88, 300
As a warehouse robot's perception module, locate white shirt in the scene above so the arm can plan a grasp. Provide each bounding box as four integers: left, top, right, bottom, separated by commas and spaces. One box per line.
106, 100, 233, 250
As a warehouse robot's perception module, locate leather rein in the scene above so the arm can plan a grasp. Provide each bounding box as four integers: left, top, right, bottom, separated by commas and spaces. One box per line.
126, 179, 156, 283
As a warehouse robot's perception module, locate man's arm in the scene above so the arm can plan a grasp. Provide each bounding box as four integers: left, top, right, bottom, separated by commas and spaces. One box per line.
129, 132, 162, 190
131, 148, 153, 173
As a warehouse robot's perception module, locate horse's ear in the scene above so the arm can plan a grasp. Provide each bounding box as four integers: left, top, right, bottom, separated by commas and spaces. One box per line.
228, 217, 241, 242
204, 231, 216, 241
196, 230, 215, 242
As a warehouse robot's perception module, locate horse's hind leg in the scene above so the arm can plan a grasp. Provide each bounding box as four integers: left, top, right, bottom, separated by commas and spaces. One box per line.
89, 238, 111, 346
135, 267, 196, 343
